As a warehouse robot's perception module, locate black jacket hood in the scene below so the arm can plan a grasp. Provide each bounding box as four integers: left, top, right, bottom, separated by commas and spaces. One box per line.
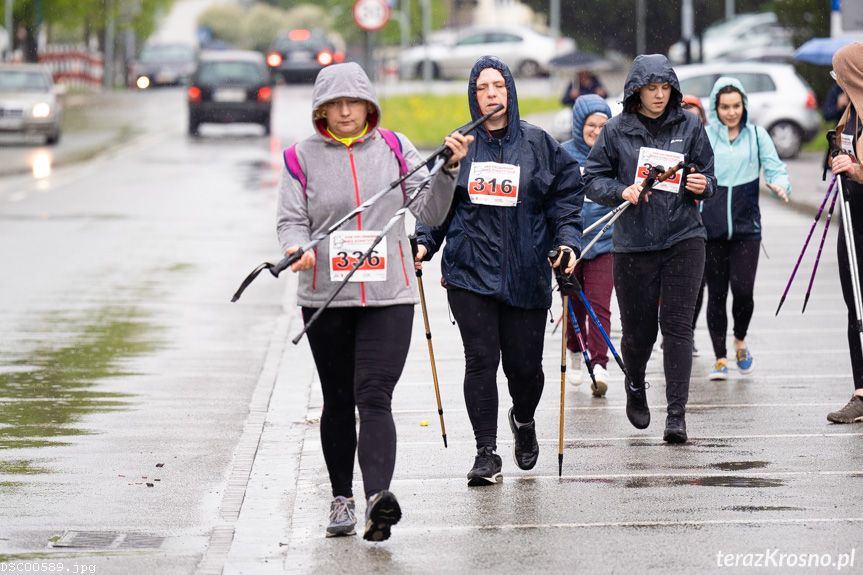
622, 54, 683, 112
467, 56, 521, 133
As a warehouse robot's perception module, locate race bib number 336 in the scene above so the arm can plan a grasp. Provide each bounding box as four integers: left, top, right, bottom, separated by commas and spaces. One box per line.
467, 161, 520, 207
329, 231, 387, 282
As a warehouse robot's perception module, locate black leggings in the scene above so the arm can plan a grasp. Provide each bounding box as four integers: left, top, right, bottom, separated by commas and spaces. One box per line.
704, 239, 760, 359
614, 238, 705, 415
302, 304, 413, 499
838, 220, 863, 391
447, 288, 547, 451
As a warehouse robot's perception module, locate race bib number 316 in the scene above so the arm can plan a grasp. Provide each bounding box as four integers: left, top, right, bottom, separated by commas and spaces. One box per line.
329, 231, 387, 282
467, 161, 521, 207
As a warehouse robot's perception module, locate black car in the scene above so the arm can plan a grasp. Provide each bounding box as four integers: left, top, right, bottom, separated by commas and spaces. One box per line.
265, 29, 343, 83
129, 43, 196, 89
187, 50, 273, 136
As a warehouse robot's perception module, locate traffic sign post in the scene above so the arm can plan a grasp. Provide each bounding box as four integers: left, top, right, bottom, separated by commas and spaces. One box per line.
353, 0, 390, 81
353, 0, 390, 32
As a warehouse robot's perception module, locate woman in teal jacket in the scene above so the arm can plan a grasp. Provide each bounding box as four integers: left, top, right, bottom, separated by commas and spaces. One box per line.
701, 76, 791, 381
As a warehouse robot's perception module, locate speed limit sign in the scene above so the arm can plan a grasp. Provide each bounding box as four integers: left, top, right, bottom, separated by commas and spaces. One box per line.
353, 0, 390, 32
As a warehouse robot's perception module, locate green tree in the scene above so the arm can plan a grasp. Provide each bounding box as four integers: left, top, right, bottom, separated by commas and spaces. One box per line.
12, 0, 173, 61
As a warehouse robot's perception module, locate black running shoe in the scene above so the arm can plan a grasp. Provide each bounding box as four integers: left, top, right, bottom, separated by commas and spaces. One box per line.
663, 413, 688, 444
466, 447, 502, 486
624, 378, 651, 429
362, 490, 402, 542
507, 407, 539, 470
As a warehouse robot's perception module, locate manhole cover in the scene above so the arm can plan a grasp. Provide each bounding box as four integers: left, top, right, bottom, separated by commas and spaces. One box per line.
53, 531, 164, 549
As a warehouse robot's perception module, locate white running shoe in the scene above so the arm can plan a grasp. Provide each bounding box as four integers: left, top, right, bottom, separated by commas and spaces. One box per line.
567, 351, 582, 386
589, 364, 609, 398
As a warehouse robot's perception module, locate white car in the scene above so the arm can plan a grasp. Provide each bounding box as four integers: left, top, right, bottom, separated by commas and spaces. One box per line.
399, 26, 575, 80
668, 12, 793, 65
556, 62, 819, 159
0, 63, 64, 145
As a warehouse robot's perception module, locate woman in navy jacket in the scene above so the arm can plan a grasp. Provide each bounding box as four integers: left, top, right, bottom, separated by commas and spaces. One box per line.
583, 54, 716, 444
416, 56, 583, 485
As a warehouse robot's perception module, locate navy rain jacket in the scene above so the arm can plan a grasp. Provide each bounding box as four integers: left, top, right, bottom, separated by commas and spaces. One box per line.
416, 56, 584, 310
583, 54, 716, 253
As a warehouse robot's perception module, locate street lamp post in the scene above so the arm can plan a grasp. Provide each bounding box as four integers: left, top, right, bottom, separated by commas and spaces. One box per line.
636, 0, 646, 56
682, 0, 694, 64
4, 0, 12, 61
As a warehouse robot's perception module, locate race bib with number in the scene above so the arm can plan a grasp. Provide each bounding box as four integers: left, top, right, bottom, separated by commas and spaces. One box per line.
634, 147, 685, 194
841, 133, 856, 158
467, 161, 521, 207
329, 231, 387, 282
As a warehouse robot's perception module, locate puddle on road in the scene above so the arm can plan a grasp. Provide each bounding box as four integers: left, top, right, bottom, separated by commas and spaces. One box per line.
710, 460, 770, 472
0, 308, 158, 479
724, 505, 804, 512
562, 475, 786, 489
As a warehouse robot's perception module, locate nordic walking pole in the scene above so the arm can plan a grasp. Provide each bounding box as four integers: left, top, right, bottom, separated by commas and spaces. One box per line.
231, 104, 503, 302
548, 247, 575, 477
559, 292, 567, 478
293, 155, 448, 344
837, 171, 863, 349
566, 298, 597, 389
568, 274, 629, 382
775, 175, 836, 316
802, 182, 840, 313
409, 235, 447, 448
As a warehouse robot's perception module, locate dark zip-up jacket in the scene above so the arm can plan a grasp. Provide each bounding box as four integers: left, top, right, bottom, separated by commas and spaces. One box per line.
416, 56, 583, 310
583, 54, 716, 253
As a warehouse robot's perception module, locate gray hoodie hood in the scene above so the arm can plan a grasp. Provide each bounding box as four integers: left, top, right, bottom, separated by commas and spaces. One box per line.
311, 62, 381, 135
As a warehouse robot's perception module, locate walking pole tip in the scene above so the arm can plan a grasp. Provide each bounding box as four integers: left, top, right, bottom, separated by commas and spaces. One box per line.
442, 434, 448, 448
558, 454, 563, 477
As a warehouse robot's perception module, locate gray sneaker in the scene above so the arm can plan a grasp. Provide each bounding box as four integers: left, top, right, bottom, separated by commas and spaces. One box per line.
827, 395, 863, 424
325, 496, 356, 537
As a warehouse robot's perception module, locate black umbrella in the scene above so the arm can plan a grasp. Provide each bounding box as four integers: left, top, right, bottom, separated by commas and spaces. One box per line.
549, 51, 613, 72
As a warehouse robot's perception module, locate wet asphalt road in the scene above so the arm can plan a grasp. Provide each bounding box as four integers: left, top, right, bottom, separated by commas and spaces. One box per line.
0, 83, 862, 575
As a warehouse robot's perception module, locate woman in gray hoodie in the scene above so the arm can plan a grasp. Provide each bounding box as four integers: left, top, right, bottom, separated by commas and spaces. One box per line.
277, 62, 471, 541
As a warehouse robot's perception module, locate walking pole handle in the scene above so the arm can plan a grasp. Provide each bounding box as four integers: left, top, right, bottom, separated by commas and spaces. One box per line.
409, 235, 422, 278
270, 248, 304, 277
547, 248, 576, 294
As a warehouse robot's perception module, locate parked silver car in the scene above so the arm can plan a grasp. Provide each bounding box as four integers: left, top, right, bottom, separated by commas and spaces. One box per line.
0, 63, 64, 145
399, 26, 575, 80
668, 12, 793, 64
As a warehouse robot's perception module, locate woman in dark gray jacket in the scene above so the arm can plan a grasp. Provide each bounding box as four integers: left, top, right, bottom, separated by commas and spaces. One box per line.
583, 54, 716, 443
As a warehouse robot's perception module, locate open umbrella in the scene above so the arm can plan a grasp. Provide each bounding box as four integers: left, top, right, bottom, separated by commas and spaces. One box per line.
793, 36, 863, 66
549, 50, 613, 73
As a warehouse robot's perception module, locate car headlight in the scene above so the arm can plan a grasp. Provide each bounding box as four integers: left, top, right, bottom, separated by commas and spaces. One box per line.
136, 75, 151, 89
32, 102, 51, 118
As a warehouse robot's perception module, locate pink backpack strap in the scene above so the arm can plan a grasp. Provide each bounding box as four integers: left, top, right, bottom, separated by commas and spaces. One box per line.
283, 132, 408, 199
378, 128, 409, 200
283, 144, 307, 195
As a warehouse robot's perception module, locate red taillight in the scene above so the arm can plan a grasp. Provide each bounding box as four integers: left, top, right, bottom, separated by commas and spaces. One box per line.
187, 86, 201, 103
257, 86, 272, 102
333, 51, 345, 64
288, 29, 311, 41
266, 52, 282, 68
805, 91, 817, 110
317, 51, 333, 66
